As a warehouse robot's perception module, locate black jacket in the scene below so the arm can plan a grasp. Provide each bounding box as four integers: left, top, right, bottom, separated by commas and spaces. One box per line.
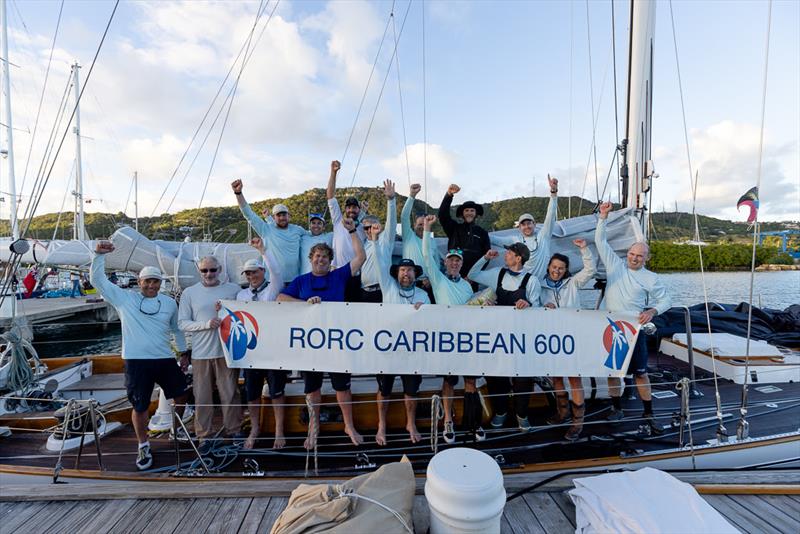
438, 193, 491, 277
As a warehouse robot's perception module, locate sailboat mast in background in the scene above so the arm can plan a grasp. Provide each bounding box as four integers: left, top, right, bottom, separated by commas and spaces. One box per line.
71, 62, 87, 241
1, 0, 17, 240
622, 0, 657, 240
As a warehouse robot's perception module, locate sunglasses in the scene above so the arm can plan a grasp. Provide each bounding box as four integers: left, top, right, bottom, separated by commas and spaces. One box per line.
199, 268, 218, 274
243, 271, 259, 275
447, 249, 463, 256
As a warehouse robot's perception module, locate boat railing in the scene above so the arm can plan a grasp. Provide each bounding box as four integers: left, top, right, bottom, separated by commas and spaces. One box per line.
678, 305, 703, 399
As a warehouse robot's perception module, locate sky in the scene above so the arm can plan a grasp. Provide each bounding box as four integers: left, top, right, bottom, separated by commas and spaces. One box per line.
0, 0, 797, 227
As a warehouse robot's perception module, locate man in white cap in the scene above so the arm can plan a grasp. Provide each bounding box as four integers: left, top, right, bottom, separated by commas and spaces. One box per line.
90, 241, 190, 471
357, 180, 397, 302
231, 179, 306, 281
490, 175, 559, 278
595, 201, 671, 434
234, 238, 288, 449
374, 252, 430, 446
300, 212, 332, 275
179, 255, 242, 453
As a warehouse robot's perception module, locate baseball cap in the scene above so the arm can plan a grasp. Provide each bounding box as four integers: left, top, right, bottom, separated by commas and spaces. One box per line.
309, 212, 325, 222
241, 258, 265, 273
504, 242, 531, 264
272, 204, 289, 215
344, 197, 360, 208
138, 266, 164, 280
514, 213, 534, 226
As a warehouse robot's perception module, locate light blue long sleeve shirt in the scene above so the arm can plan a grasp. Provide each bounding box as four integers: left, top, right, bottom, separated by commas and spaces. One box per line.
400, 196, 439, 277
595, 218, 671, 314
539, 247, 596, 309
239, 201, 306, 280
361, 198, 397, 287
90, 254, 186, 359
423, 231, 474, 305
376, 247, 431, 305
490, 194, 557, 278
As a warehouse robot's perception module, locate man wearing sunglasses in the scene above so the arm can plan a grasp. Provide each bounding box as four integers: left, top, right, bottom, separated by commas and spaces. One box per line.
300, 213, 333, 275
278, 217, 367, 449
90, 241, 190, 471
357, 179, 397, 303
422, 215, 486, 444
231, 179, 306, 282
490, 175, 559, 278
179, 256, 243, 453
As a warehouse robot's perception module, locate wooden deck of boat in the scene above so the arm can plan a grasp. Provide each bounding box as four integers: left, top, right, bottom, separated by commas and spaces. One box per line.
1, 296, 114, 327
2, 471, 799, 534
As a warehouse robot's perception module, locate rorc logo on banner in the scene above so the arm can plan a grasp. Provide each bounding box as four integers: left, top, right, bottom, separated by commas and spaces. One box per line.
602, 318, 636, 371
220, 308, 259, 361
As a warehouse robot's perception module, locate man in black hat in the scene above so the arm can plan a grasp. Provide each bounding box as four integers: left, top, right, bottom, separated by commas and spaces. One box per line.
374, 254, 430, 446
468, 241, 541, 432
438, 184, 490, 279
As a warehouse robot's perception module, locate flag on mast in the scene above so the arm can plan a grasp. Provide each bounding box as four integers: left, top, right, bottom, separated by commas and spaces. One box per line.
736, 187, 759, 225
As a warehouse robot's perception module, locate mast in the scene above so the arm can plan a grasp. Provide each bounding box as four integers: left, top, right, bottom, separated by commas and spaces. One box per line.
72, 62, 86, 241
134, 171, 138, 232
621, 0, 656, 238
1, 0, 17, 239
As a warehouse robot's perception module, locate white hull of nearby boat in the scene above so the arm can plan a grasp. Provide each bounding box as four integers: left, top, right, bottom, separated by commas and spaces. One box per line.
0, 360, 93, 416
1, 430, 797, 486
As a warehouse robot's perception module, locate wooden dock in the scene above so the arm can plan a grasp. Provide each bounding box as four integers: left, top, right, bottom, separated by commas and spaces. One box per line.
1, 472, 798, 533
0, 296, 115, 328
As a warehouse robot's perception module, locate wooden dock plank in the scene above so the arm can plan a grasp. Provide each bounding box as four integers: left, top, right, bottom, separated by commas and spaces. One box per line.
52, 499, 109, 534
504, 496, 545, 534
703, 494, 778, 534
731, 495, 800, 533
24, 501, 81, 533
545, 490, 577, 528
499, 513, 514, 534
206, 497, 254, 534
522, 493, 573, 534
150, 499, 195, 534
0, 501, 48, 533
237, 497, 270, 534
108, 498, 168, 534
259, 496, 288, 532
413, 495, 430, 534
74, 499, 137, 534
178, 498, 226, 533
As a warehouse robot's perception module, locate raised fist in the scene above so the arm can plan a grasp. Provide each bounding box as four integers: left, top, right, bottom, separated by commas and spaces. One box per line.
485, 249, 499, 260
342, 218, 356, 232
447, 184, 461, 196
573, 238, 587, 249
95, 241, 115, 254
330, 160, 341, 173
231, 179, 243, 194
548, 174, 558, 194
598, 202, 613, 219
249, 237, 265, 253
409, 183, 421, 197
423, 214, 437, 229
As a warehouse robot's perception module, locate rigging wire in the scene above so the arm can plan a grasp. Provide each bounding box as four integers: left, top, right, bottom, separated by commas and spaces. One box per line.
421, 0, 427, 209
390, 5, 412, 189
739, 0, 773, 439
51, 160, 75, 241
568, 0, 574, 218
610, 0, 621, 204
584, 0, 600, 204
18, 0, 64, 198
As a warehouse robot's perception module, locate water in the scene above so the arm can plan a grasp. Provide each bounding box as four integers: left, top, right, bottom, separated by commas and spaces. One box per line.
31, 271, 798, 359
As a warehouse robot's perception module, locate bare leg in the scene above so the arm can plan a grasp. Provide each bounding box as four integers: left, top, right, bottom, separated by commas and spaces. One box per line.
607, 377, 623, 399
552, 377, 566, 396
442, 380, 455, 425
376, 392, 389, 446
336, 389, 363, 446
404, 395, 421, 443
634, 374, 652, 402
568, 377, 585, 405
304, 390, 322, 450
464, 378, 477, 393
131, 409, 149, 445
245, 400, 261, 449
272, 395, 286, 449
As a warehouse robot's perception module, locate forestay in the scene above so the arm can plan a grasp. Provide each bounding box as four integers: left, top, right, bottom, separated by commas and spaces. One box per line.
217, 301, 641, 378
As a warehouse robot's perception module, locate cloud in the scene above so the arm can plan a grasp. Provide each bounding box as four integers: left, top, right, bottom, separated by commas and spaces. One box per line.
654, 120, 799, 221
381, 143, 458, 200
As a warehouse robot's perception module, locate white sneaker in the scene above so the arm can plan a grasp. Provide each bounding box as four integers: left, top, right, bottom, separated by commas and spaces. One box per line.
442, 421, 456, 444
136, 445, 153, 471
473, 426, 487, 442
517, 416, 531, 432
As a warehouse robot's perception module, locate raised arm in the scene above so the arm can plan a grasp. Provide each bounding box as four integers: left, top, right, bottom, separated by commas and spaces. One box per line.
594, 202, 624, 274
467, 250, 499, 288
571, 239, 597, 288
538, 175, 559, 244
251, 237, 284, 300
401, 183, 420, 241
378, 180, 397, 252
375, 237, 398, 295
231, 179, 272, 238
437, 184, 460, 236
326, 160, 340, 200
90, 242, 125, 306
422, 216, 445, 287
345, 218, 367, 273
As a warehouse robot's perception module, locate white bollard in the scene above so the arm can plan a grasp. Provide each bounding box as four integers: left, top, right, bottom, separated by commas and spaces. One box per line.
425, 447, 506, 534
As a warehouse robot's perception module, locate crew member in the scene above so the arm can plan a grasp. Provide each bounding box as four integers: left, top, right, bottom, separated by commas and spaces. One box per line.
358, 180, 397, 302
375, 254, 430, 445
595, 202, 671, 434
300, 213, 332, 275
541, 239, 596, 441
90, 241, 189, 471
468, 242, 540, 431
401, 183, 440, 300
231, 179, 306, 281
438, 184, 490, 278
491, 175, 559, 277
422, 215, 484, 443
179, 256, 243, 453
277, 217, 367, 448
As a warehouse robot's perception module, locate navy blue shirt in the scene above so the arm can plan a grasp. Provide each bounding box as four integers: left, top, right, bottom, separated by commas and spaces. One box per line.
281, 263, 352, 302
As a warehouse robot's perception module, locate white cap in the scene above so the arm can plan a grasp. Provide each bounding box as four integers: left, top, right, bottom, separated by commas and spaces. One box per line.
272, 203, 289, 215
138, 266, 164, 280
241, 258, 265, 273
514, 213, 534, 227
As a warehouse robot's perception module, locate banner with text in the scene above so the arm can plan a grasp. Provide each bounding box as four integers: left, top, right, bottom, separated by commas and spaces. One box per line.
217, 301, 641, 378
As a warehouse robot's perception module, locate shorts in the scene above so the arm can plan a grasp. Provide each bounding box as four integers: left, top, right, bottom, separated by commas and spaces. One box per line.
244, 368, 290, 401
358, 285, 383, 303
440, 375, 459, 387
303, 371, 351, 394
124, 358, 188, 413
376, 374, 423, 397
626, 333, 649, 376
